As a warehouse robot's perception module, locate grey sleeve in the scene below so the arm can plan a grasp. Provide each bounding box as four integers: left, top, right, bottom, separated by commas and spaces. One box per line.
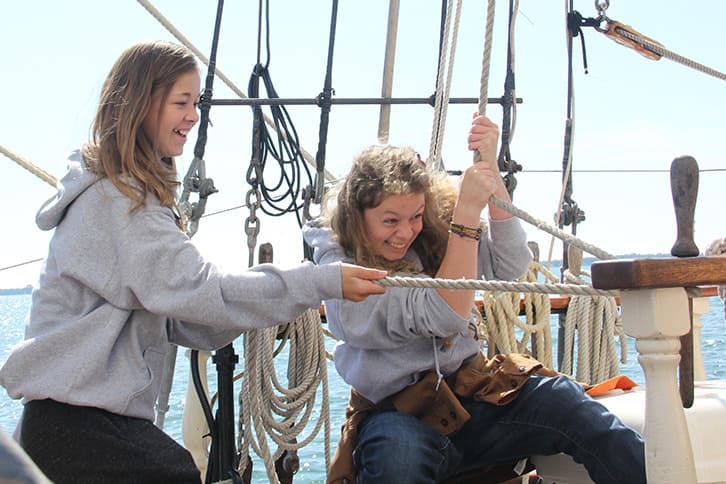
112, 204, 342, 332
478, 217, 532, 281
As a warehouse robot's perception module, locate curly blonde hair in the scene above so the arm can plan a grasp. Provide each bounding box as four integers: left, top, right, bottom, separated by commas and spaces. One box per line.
81, 40, 198, 212
322, 145, 458, 276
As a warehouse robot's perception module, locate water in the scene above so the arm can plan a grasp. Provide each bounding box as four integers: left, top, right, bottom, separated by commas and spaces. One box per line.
1, 292, 725, 482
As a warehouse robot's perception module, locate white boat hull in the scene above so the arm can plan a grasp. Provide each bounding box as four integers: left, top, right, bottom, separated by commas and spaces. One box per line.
532, 379, 726, 483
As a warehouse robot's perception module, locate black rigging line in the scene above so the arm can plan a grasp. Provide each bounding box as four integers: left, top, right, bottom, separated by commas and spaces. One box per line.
183, 2, 243, 484
497, 0, 522, 198
312, 0, 339, 205
559, 0, 586, 239
247, 0, 314, 228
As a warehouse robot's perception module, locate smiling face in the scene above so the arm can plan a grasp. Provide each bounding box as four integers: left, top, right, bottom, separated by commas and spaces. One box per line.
363, 192, 425, 261
142, 69, 201, 158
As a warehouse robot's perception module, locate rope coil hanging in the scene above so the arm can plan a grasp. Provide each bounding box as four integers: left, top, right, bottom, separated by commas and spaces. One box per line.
558, 248, 627, 384
238, 4, 339, 481
246, 0, 314, 229
237, 308, 331, 484
480, 264, 554, 368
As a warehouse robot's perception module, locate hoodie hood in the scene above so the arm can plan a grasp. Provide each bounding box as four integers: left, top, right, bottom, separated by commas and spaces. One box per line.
36, 150, 100, 231
302, 219, 348, 265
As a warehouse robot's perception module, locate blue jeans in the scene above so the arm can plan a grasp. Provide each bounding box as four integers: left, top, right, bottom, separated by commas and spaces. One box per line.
353, 375, 645, 484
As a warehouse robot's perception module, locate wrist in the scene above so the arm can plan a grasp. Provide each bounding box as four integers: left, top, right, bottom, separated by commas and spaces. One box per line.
451, 203, 481, 228
449, 221, 482, 241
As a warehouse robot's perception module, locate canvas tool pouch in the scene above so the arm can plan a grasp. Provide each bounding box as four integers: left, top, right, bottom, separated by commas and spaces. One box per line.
392, 371, 470, 436
453, 352, 552, 405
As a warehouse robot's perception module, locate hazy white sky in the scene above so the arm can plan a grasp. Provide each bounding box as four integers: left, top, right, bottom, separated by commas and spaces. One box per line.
1, 0, 724, 288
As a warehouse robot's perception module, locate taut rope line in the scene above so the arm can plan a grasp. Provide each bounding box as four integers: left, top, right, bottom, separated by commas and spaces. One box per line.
489, 194, 616, 260
611, 25, 726, 82
428, 0, 463, 170
377, 275, 617, 297
0, 144, 57, 187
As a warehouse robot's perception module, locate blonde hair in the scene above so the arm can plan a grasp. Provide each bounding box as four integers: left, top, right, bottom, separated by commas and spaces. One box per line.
322, 145, 458, 275
81, 40, 198, 212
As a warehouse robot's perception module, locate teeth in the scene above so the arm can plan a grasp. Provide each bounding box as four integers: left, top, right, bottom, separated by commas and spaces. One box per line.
176, 129, 188, 136
389, 242, 406, 249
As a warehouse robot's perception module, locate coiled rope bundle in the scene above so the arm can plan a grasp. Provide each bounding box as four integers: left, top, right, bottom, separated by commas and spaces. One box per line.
237, 308, 331, 483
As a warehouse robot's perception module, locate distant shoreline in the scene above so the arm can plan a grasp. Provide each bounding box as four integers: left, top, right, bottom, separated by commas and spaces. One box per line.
0, 286, 32, 296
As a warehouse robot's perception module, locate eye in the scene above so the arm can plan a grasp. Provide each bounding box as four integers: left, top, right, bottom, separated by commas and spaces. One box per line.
383, 217, 398, 226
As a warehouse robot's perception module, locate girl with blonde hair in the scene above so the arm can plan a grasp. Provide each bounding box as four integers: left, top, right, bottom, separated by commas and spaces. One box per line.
0, 39, 386, 483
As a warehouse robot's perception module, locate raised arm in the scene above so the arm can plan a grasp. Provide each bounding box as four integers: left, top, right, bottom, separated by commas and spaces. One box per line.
435, 114, 502, 318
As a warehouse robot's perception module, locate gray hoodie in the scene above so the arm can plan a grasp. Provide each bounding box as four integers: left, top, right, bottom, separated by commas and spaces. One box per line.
0, 150, 343, 421
302, 217, 531, 403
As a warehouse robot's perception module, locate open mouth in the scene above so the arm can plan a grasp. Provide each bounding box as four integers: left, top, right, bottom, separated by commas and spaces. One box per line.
388, 241, 407, 250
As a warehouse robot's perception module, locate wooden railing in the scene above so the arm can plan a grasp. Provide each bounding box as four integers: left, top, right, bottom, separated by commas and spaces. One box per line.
591, 256, 726, 483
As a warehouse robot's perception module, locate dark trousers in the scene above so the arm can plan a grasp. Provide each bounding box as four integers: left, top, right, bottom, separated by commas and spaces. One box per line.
20, 399, 202, 484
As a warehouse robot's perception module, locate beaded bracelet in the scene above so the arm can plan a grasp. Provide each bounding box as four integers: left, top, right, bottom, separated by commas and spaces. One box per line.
449, 222, 483, 241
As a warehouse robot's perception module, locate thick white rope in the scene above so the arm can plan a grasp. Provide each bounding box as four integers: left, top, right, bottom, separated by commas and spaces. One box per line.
428, 0, 463, 170
377, 0, 400, 145
560, 269, 626, 384
506, 0, 520, 144
490, 195, 616, 260
477, 0, 496, 118
614, 27, 725, 82
378, 274, 617, 297
479, 261, 556, 367
470, 0, 497, 166
519, 262, 556, 367
0, 144, 57, 187
238, 309, 331, 483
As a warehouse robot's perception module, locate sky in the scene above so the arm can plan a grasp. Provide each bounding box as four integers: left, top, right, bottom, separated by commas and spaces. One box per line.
1, 0, 724, 288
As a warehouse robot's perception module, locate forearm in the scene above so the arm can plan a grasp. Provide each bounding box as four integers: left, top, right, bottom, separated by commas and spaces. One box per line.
487, 174, 513, 221
435, 203, 480, 318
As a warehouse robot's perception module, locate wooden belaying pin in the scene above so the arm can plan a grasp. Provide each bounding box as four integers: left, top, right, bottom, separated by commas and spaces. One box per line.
670, 156, 700, 257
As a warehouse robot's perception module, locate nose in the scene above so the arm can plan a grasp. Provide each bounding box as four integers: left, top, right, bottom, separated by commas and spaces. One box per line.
187, 104, 199, 124
398, 222, 415, 238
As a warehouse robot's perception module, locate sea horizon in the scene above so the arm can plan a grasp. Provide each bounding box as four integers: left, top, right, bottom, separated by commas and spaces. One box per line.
1, 269, 725, 483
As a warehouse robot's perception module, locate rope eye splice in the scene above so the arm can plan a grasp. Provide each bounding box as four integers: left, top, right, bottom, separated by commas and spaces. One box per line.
603, 20, 663, 61
568, 2, 662, 76
591, 0, 662, 61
